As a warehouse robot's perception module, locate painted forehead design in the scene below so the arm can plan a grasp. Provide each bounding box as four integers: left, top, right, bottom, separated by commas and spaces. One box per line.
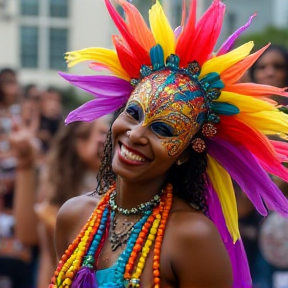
128, 69, 207, 137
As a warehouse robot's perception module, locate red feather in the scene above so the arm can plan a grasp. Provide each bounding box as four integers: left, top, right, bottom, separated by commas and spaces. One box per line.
105, 0, 150, 66
112, 35, 141, 79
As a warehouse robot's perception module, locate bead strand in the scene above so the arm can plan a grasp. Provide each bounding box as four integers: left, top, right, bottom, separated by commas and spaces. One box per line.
153, 184, 173, 288
50, 185, 114, 288
132, 213, 162, 281
124, 207, 160, 279
111, 211, 152, 287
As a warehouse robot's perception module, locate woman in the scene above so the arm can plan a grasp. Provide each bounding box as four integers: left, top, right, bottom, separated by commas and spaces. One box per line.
11, 118, 109, 288
250, 44, 288, 105
50, 1, 288, 288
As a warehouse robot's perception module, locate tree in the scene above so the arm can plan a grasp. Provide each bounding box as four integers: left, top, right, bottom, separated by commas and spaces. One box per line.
237, 26, 288, 50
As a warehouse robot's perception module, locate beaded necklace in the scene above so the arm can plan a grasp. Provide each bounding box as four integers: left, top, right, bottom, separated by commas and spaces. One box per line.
49, 183, 173, 288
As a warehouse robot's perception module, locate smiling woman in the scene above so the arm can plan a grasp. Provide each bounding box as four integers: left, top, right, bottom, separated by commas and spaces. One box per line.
49, 1, 288, 288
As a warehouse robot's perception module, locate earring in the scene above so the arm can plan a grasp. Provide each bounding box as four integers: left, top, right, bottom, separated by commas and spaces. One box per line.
126, 131, 131, 137
191, 138, 206, 153
202, 123, 217, 138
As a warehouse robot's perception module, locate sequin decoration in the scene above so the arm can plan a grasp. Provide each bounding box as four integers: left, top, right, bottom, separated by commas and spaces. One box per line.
191, 138, 206, 153
202, 123, 217, 138
128, 69, 208, 156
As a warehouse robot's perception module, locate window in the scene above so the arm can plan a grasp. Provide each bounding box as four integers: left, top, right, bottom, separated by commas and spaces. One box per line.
20, 26, 38, 68
49, 28, 68, 69
20, 0, 39, 16
50, 0, 68, 18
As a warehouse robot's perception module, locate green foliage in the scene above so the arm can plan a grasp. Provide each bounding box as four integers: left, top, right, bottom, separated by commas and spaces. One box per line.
58, 86, 92, 117
237, 26, 288, 50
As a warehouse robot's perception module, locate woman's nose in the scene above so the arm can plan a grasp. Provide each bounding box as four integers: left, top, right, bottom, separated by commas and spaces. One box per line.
127, 125, 149, 145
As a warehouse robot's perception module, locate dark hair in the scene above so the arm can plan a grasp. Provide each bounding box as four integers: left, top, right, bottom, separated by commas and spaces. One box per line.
249, 44, 288, 86
96, 107, 208, 212
47, 121, 95, 206
0, 68, 17, 104
23, 83, 37, 99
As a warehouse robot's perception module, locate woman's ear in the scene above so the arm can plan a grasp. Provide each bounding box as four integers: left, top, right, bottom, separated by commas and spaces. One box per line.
176, 147, 190, 166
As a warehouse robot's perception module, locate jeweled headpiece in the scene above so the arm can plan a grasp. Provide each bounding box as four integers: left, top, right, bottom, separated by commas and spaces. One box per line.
59, 1, 288, 287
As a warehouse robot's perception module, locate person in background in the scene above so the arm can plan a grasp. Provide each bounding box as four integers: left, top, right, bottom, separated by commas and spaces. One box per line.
11, 117, 109, 288
0, 68, 38, 288
38, 87, 62, 152
250, 44, 288, 105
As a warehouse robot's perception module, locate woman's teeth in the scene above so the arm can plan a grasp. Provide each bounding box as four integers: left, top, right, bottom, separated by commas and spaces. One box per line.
120, 145, 146, 162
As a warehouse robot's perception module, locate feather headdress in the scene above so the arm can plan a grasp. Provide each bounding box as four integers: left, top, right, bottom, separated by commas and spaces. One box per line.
59, 1, 288, 287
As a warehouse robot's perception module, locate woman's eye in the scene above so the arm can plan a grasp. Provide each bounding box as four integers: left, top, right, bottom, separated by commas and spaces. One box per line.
125, 105, 142, 121
151, 122, 175, 137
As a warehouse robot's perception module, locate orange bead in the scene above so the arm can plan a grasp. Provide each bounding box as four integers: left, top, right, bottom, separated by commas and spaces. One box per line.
154, 248, 160, 255
131, 251, 137, 257
153, 270, 160, 277
154, 277, 161, 284
124, 272, 130, 279
153, 262, 160, 269
154, 255, 160, 261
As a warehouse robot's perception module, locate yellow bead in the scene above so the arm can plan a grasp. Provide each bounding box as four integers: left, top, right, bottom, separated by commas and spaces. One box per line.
143, 247, 149, 254
146, 239, 153, 247
137, 262, 144, 270
156, 214, 161, 220
63, 278, 72, 286
148, 234, 155, 241
151, 228, 157, 234
139, 256, 145, 263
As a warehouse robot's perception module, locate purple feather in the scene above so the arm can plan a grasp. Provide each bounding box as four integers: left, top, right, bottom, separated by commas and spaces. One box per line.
207, 138, 288, 217
206, 182, 252, 288
65, 97, 127, 124
58, 72, 133, 123
217, 13, 256, 56
71, 267, 97, 288
174, 26, 183, 39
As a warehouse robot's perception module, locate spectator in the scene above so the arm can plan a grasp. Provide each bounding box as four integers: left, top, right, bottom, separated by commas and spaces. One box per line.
11, 117, 109, 288
0, 68, 38, 288
250, 44, 288, 105
38, 87, 62, 152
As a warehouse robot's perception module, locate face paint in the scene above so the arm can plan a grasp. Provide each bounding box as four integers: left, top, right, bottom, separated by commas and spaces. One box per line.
127, 69, 208, 156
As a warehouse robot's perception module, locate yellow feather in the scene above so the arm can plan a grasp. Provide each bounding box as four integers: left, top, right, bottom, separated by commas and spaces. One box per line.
65, 47, 130, 81
149, 0, 175, 61
218, 91, 276, 113
200, 42, 254, 78
207, 155, 240, 243
236, 111, 288, 136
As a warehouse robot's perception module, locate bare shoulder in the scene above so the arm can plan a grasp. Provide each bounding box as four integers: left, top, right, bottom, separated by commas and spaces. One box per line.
55, 194, 100, 260
164, 197, 233, 288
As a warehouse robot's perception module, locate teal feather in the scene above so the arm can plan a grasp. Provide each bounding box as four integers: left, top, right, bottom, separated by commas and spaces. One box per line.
150, 45, 165, 70
212, 102, 239, 115
201, 72, 225, 89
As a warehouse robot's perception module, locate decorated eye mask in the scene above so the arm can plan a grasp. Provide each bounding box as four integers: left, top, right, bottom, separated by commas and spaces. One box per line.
127, 69, 208, 156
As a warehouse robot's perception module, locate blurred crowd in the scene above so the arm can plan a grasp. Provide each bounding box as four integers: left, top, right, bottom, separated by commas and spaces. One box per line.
0, 44, 287, 288
0, 67, 110, 288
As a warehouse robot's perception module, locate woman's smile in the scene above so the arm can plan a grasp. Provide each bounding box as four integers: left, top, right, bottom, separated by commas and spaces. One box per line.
118, 142, 151, 166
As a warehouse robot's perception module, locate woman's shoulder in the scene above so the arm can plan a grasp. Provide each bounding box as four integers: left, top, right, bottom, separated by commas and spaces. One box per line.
57, 194, 99, 224
168, 197, 219, 241
55, 194, 101, 258
57, 194, 100, 239
163, 197, 233, 287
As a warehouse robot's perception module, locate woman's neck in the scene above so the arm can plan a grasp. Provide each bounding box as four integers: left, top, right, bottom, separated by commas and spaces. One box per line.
115, 176, 166, 209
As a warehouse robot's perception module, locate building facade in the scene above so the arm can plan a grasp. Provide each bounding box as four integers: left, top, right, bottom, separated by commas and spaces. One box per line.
0, 0, 287, 88
0, 0, 114, 87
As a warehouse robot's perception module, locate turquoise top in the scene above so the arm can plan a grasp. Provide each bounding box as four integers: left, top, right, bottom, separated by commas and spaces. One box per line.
95, 262, 123, 288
